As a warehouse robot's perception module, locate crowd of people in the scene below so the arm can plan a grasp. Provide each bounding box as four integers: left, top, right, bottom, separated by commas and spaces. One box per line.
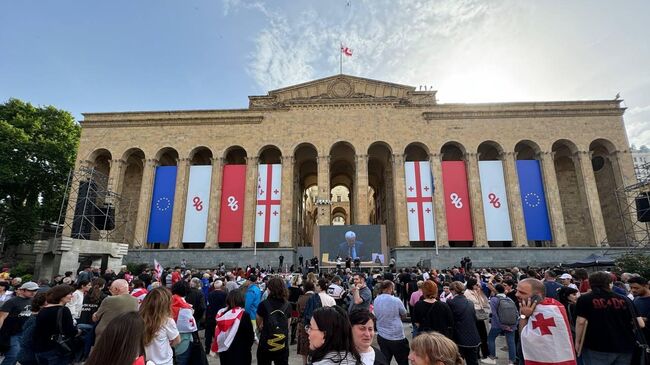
0, 260, 648, 365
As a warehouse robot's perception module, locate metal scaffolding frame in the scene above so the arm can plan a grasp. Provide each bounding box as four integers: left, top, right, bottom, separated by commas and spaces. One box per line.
55, 166, 136, 245
613, 166, 650, 249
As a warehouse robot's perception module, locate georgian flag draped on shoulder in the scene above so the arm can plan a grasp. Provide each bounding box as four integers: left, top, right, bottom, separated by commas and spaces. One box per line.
255, 164, 282, 243
404, 161, 436, 241
521, 298, 576, 365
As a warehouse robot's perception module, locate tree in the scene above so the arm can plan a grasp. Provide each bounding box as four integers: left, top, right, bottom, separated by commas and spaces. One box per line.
616, 252, 650, 279
0, 99, 80, 247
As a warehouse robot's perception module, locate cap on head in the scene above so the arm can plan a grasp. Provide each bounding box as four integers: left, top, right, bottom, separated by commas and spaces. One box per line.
19, 282, 39, 291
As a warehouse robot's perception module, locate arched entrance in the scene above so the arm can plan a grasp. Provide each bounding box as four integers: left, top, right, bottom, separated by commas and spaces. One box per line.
441, 142, 473, 247
330, 142, 356, 223
368, 142, 395, 245
294, 143, 318, 246
590, 139, 624, 244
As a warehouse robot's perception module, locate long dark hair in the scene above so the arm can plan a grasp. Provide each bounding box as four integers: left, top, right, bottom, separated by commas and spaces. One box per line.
308, 306, 360, 364
85, 311, 144, 365
225, 289, 245, 310
88, 277, 106, 303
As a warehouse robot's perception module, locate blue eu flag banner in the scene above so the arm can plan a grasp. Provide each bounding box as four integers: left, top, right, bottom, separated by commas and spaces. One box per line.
516, 160, 552, 241
147, 166, 177, 244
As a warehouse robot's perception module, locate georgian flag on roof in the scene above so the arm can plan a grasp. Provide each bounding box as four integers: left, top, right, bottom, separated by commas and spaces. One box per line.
341, 45, 353, 56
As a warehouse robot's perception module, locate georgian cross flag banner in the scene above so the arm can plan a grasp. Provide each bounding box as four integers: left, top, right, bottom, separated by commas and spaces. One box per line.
404, 161, 436, 241
479, 161, 513, 241
521, 298, 576, 365
218, 165, 246, 243
147, 166, 177, 245
182, 165, 212, 243
254, 164, 282, 243
442, 161, 474, 241
517, 160, 553, 241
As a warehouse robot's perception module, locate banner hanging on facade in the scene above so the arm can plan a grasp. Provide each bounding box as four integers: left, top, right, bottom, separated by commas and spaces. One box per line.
182, 165, 212, 243
478, 161, 513, 241
147, 166, 177, 244
404, 161, 436, 241
218, 165, 246, 243
254, 164, 282, 243
517, 160, 553, 241
442, 161, 473, 241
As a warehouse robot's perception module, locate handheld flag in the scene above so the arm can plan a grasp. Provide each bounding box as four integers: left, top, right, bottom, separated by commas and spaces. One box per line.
521, 298, 576, 365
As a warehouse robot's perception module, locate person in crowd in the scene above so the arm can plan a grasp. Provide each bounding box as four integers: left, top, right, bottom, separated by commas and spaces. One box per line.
77, 277, 107, 360
409, 280, 424, 336
84, 311, 146, 365
629, 276, 650, 344
349, 308, 389, 365
205, 279, 227, 353
557, 286, 579, 338
439, 283, 453, 303
33, 284, 78, 365
543, 270, 562, 299
256, 276, 292, 365
0, 282, 13, 306
93, 279, 138, 343
575, 271, 643, 363
558, 273, 578, 290
413, 280, 454, 339
316, 279, 337, 307
16, 292, 46, 365
348, 273, 372, 313
297, 280, 316, 365
408, 331, 464, 365
170, 281, 194, 365
0, 281, 38, 365
327, 276, 346, 308
482, 284, 516, 365
307, 306, 360, 364
463, 277, 489, 359
446, 281, 480, 365
244, 274, 262, 330
140, 287, 180, 365
77, 267, 93, 284
288, 275, 303, 345
186, 277, 206, 328
130, 279, 148, 308
210, 289, 255, 365
67, 279, 90, 320
225, 273, 238, 293
373, 280, 409, 365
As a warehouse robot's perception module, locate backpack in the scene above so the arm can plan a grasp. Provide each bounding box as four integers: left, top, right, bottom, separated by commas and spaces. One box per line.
261, 300, 290, 352
496, 296, 519, 326
302, 293, 322, 324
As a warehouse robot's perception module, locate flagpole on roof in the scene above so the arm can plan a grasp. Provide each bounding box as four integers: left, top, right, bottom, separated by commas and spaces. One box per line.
339, 42, 343, 74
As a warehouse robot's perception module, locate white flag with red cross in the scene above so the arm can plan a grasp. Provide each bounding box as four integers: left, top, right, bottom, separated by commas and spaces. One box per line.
405, 161, 436, 241
521, 298, 576, 365
254, 164, 282, 243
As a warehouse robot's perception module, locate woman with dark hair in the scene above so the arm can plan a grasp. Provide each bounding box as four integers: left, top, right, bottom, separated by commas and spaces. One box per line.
67, 279, 90, 320
209, 289, 255, 364
445, 281, 480, 365
33, 284, 79, 364
77, 277, 107, 359
463, 277, 489, 359
17, 292, 47, 365
297, 280, 316, 364
256, 276, 292, 365
307, 306, 360, 364
557, 286, 579, 338
141, 287, 180, 365
348, 308, 388, 365
413, 281, 454, 339
85, 311, 146, 365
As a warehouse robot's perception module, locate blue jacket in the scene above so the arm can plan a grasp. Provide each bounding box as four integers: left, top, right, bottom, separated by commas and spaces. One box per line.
245, 284, 261, 318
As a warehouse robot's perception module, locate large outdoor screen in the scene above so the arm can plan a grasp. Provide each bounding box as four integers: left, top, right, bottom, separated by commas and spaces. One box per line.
314, 225, 386, 264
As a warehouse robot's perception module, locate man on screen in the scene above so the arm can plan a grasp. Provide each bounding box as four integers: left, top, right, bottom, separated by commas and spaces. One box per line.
336, 231, 369, 261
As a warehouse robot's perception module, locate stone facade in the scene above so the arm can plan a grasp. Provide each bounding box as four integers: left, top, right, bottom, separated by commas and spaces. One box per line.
67, 74, 640, 266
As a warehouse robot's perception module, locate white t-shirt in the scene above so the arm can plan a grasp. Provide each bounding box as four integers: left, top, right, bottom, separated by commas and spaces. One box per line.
359, 349, 376, 365
145, 317, 179, 365
66, 290, 84, 319
319, 292, 337, 307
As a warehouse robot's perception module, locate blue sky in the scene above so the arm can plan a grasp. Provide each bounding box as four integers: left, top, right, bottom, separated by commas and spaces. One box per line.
2, 1, 650, 145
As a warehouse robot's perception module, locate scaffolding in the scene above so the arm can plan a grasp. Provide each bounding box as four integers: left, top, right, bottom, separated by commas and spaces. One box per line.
613, 163, 650, 249
55, 166, 137, 245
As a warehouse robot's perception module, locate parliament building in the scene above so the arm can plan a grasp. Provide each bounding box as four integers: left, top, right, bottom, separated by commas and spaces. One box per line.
57, 74, 644, 269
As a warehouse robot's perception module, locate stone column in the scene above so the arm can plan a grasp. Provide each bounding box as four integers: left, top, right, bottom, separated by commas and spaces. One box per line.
242, 156, 259, 247
354, 154, 370, 225
108, 159, 127, 196
500, 152, 528, 247
391, 154, 409, 247
317, 155, 331, 226
133, 159, 158, 247
574, 151, 608, 246
429, 153, 449, 247
205, 157, 223, 248
465, 153, 488, 247
280, 156, 295, 247
169, 158, 190, 248
62, 160, 93, 237
538, 152, 568, 246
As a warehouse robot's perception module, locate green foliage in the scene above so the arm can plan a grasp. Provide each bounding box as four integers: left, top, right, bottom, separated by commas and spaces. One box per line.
616, 252, 650, 278
10, 260, 34, 278
0, 98, 80, 247
127, 262, 148, 274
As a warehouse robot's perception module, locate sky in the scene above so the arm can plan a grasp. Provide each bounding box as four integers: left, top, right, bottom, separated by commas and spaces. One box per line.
1, 0, 650, 146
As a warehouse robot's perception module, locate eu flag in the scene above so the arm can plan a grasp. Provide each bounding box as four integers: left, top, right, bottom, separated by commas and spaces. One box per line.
147, 166, 177, 244
516, 160, 552, 241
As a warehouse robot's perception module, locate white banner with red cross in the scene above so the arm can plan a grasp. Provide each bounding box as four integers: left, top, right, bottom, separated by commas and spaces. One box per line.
254, 164, 282, 243
405, 161, 436, 241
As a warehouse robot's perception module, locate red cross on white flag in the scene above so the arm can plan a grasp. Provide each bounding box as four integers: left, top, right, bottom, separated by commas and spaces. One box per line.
405, 161, 436, 241
255, 164, 282, 243
341, 46, 353, 56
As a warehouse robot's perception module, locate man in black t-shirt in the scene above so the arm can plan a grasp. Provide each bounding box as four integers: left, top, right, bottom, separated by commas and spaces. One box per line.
0, 282, 37, 365
575, 271, 643, 364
